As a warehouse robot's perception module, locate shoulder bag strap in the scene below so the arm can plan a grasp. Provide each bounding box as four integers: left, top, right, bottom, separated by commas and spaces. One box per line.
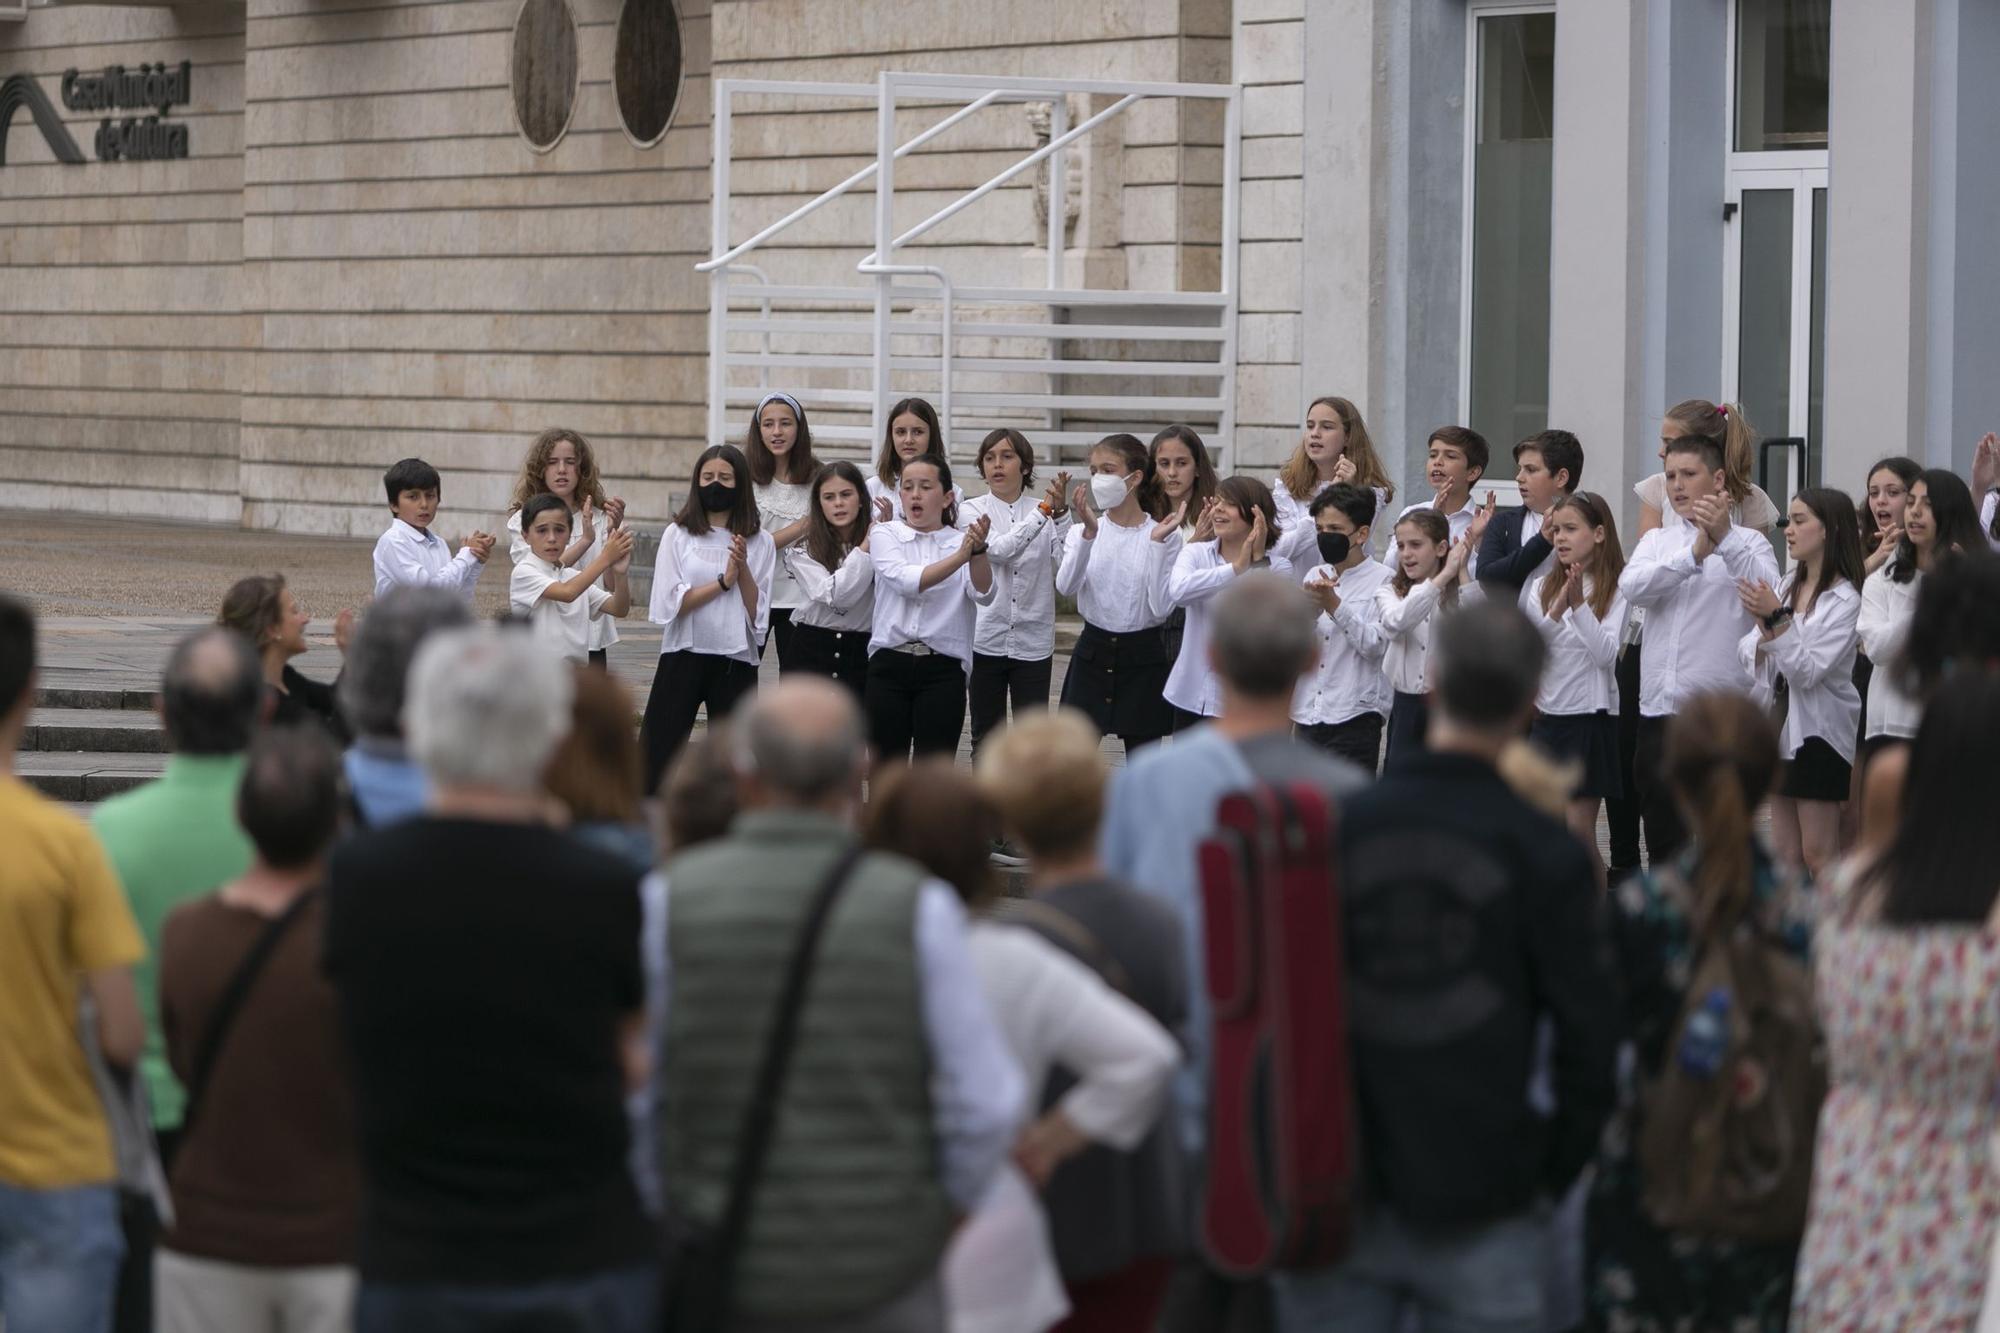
710, 843, 868, 1313
179, 889, 319, 1139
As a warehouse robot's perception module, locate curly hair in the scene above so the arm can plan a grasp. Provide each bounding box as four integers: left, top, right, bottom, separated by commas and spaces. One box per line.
508, 427, 608, 514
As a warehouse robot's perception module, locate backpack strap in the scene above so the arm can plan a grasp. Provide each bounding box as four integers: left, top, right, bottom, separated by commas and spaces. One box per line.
179, 889, 319, 1140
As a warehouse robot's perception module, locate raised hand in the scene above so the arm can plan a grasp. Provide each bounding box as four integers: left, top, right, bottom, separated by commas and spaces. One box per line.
1737, 577, 1781, 620
1043, 472, 1071, 512
1439, 534, 1472, 583
1466, 491, 1498, 546
1247, 508, 1268, 562
1331, 455, 1357, 485
723, 533, 748, 588
1071, 483, 1099, 538
576, 497, 597, 545
1191, 495, 1219, 543
466, 531, 496, 563
605, 496, 627, 530
604, 526, 635, 570
961, 515, 993, 556
1976, 432, 2000, 495
1305, 575, 1341, 616
1560, 562, 1585, 613
1151, 501, 1188, 543
874, 495, 895, 524
333, 607, 357, 655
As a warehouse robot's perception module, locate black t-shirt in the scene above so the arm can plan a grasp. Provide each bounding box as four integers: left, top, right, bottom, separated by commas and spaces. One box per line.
323, 816, 652, 1283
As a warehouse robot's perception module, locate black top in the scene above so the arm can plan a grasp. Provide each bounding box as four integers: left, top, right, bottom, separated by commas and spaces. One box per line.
323, 817, 652, 1283
1025, 876, 1191, 1281
1338, 750, 1618, 1231
1474, 506, 1556, 592
273, 665, 350, 745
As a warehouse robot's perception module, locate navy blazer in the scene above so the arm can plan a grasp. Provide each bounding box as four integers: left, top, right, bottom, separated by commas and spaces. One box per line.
1474, 506, 1555, 592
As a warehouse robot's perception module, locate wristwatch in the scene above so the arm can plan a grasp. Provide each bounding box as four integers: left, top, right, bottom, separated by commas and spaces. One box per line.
1761, 606, 1794, 630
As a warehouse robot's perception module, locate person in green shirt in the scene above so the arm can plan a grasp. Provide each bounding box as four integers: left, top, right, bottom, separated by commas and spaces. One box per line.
92, 628, 263, 1143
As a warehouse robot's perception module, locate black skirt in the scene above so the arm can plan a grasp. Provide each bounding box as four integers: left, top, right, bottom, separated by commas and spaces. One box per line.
1059, 621, 1178, 744
1782, 735, 1852, 802
1384, 690, 1430, 765
1529, 710, 1623, 800
785, 622, 869, 701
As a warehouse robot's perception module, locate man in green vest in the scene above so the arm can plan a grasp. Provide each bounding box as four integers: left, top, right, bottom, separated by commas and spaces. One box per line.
652, 678, 1023, 1332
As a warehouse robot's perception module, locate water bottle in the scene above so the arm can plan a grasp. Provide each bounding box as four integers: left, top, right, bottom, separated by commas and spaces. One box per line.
1676, 988, 1732, 1078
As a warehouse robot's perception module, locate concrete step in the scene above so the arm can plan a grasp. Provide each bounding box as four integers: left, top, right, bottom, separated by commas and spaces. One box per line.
36, 684, 159, 711
25, 708, 167, 755
17, 752, 167, 802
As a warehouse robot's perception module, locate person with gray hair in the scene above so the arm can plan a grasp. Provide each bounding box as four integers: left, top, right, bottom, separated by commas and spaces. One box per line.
324, 626, 657, 1331
336, 588, 473, 827
1275, 600, 1616, 1332
644, 677, 1023, 1332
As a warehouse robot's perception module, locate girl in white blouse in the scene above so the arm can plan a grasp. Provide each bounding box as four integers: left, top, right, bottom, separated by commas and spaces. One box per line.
1375, 508, 1471, 764
1520, 493, 1628, 886
1055, 434, 1185, 752
782, 460, 874, 702
503, 427, 627, 668
1164, 477, 1293, 722
1272, 394, 1396, 569
866, 396, 963, 523
639, 444, 774, 792
961, 429, 1072, 754
1739, 488, 1866, 880
866, 455, 996, 764
745, 392, 819, 675
1148, 425, 1221, 666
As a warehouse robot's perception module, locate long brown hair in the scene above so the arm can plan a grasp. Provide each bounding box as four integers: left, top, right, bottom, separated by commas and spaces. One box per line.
804, 460, 871, 571
1390, 508, 1453, 602
217, 574, 287, 647
1664, 399, 1758, 506
1785, 486, 1866, 613
875, 396, 944, 487
508, 427, 608, 513
863, 758, 1004, 909
1537, 492, 1626, 620
1150, 423, 1220, 526
742, 393, 818, 486
1663, 692, 1780, 930
1280, 395, 1394, 504
543, 666, 645, 826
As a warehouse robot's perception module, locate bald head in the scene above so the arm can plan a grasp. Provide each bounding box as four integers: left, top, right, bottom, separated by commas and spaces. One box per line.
162, 626, 263, 755
733, 678, 867, 806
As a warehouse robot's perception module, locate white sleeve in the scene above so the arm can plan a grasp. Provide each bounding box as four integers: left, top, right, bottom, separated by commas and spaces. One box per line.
1716, 525, 1780, 583
1166, 544, 1239, 608
1144, 530, 1183, 623
1016, 934, 1177, 1151
1375, 579, 1442, 638
1054, 523, 1092, 598
982, 503, 1050, 568
509, 559, 558, 614
507, 510, 530, 565
1766, 585, 1861, 690
1618, 530, 1698, 608
1560, 593, 1625, 669
747, 533, 776, 645
1857, 569, 1905, 659
585, 582, 614, 619
648, 526, 694, 625
870, 527, 925, 599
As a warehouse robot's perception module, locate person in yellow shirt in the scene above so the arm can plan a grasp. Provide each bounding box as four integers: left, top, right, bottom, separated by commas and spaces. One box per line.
0, 594, 146, 1333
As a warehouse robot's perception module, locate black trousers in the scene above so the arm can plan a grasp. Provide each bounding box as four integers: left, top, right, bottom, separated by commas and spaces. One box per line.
763, 606, 799, 673
968, 653, 1053, 754
786, 622, 869, 702
1606, 639, 1645, 869
587, 648, 608, 671
867, 649, 968, 764
1634, 714, 1690, 867
640, 650, 758, 793
1298, 712, 1385, 774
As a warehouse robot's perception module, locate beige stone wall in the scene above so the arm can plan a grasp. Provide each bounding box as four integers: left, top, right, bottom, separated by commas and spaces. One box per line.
1229, 0, 1303, 478
0, 7, 248, 524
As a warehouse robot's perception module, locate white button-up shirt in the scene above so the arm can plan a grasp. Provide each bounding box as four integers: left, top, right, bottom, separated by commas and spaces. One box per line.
961, 491, 1068, 662
1618, 522, 1779, 717
1273, 481, 1394, 569
508, 507, 619, 650
1055, 517, 1180, 632
1857, 561, 1923, 741
868, 522, 998, 672
1520, 576, 1625, 716
1373, 578, 1448, 695
1161, 544, 1296, 718
373, 517, 484, 603
647, 524, 775, 664
1290, 557, 1393, 726
509, 551, 611, 663
785, 544, 875, 633
1739, 575, 1862, 764
755, 480, 814, 611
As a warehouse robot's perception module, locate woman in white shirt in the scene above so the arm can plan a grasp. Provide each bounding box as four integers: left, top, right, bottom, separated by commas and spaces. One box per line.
866, 454, 996, 765
503, 426, 627, 668
1055, 434, 1184, 752
1520, 493, 1628, 886
863, 762, 1178, 1333
866, 396, 964, 523
1148, 425, 1221, 664
1375, 508, 1472, 764
781, 460, 875, 702
1164, 477, 1293, 723
639, 443, 775, 793
1737, 487, 1865, 881
745, 392, 819, 675
961, 429, 1071, 754
1272, 394, 1396, 569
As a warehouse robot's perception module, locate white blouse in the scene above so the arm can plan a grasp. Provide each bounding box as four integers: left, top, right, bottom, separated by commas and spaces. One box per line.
1738, 576, 1862, 765
944, 921, 1178, 1333
784, 544, 874, 633
1520, 575, 1625, 717
1373, 578, 1446, 696
1857, 561, 1923, 742
753, 479, 813, 611
1290, 558, 1394, 727
1054, 517, 1180, 633
508, 507, 620, 651
646, 524, 775, 664
1162, 544, 1295, 718
961, 491, 1068, 662
867, 521, 998, 672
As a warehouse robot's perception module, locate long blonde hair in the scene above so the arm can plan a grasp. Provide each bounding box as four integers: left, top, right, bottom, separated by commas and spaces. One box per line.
508, 427, 608, 513
1280, 395, 1394, 505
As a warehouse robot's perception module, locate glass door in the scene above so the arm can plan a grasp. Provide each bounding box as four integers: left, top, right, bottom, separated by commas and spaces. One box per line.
1722, 169, 1826, 505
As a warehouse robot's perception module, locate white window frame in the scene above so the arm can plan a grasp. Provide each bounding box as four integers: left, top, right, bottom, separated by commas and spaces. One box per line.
1457, 0, 1556, 507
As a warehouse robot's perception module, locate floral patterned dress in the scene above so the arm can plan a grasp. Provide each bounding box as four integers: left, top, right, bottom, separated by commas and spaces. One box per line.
1586, 849, 1814, 1333
1790, 912, 2000, 1331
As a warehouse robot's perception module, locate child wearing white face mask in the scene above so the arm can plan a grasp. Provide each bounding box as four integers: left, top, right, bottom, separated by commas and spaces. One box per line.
1055, 434, 1185, 752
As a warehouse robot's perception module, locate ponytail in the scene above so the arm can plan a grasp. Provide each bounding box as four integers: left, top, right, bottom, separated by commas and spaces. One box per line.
1665, 399, 1759, 506
1662, 693, 1780, 934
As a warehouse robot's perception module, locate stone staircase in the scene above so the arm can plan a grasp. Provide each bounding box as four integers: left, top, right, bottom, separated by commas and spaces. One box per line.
20, 685, 168, 807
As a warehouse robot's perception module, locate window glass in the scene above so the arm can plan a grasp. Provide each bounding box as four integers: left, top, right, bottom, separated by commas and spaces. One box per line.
615, 0, 684, 148
1735, 0, 1831, 152
512, 0, 578, 152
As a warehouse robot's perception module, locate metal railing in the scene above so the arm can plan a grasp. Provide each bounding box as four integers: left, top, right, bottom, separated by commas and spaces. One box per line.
700, 70, 1241, 469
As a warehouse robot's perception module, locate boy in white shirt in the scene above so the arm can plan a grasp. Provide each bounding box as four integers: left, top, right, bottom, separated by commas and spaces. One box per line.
371, 457, 495, 603
509, 494, 634, 662
1397, 425, 1491, 547
1617, 433, 1780, 860
1295, 484, 1393, 771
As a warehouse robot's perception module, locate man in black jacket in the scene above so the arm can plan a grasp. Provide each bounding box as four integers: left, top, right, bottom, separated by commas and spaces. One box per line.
1275, 601, 1618, 1333
1474, 428, 1583, 591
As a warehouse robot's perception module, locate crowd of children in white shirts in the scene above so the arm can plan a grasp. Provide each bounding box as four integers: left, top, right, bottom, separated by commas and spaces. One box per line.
365, 392, 2000, 886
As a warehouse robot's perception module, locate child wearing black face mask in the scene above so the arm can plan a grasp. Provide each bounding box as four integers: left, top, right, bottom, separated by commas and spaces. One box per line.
1292, 484, 1394, 772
